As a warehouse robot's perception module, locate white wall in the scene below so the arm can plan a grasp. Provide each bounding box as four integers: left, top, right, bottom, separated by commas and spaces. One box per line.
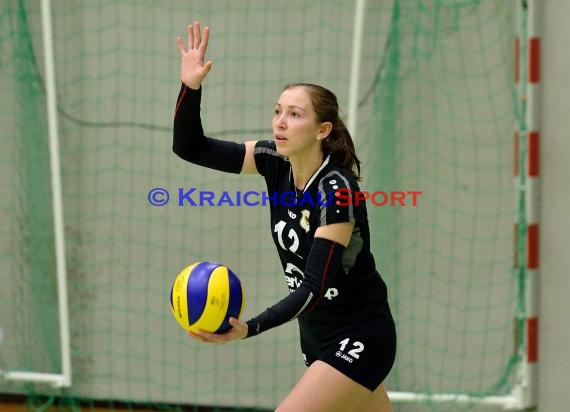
535, 0, 570, 411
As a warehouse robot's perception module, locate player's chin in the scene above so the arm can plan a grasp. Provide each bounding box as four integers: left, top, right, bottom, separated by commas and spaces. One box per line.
274, 141, 292, 157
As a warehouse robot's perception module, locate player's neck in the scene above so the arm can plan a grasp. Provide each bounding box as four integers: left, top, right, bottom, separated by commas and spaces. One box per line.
289, 150, 326, 190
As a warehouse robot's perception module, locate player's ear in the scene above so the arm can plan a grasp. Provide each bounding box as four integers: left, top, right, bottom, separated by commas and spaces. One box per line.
317, 121, 332, 140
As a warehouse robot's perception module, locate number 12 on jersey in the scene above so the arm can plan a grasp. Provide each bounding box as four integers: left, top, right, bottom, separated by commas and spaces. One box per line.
338, 338, 364, 359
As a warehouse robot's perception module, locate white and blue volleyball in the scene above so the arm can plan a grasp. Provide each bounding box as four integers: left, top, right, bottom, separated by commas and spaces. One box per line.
170, 261, 245, 333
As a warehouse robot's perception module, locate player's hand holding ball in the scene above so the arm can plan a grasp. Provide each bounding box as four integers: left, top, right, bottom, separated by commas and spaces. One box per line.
188, 316, 248, 344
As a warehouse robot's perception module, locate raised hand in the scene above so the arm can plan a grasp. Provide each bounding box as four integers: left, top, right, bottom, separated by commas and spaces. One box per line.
176, 21, 213, 90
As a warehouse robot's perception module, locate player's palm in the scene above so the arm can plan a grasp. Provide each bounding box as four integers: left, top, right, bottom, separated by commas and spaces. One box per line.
187, 318, 248, 344
177, 21, 213, 89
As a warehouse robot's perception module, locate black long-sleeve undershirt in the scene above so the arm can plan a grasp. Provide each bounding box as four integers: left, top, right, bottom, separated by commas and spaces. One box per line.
245, 237, 345, 338
173, 84, 245, 173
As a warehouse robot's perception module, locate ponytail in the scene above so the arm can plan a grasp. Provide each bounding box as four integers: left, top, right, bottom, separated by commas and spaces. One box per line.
321, 118, 361, 181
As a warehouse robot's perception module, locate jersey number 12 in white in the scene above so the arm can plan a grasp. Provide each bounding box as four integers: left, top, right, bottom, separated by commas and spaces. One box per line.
339, 338, 364, 359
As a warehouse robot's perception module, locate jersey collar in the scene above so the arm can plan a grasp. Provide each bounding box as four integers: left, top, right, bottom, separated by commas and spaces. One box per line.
289, 154, 331, 195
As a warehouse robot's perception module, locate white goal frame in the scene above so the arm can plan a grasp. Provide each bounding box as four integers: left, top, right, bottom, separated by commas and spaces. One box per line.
0, 0, 72, 389
346, 0, 539, 409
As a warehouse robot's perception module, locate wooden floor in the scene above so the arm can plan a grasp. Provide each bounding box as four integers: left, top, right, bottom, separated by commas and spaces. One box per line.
0, 403, 27, 412
0, 401, 170, 412
0, 404, 146, 412
0, 397, 257, 412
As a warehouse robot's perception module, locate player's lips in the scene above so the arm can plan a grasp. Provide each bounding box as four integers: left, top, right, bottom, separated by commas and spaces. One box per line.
275, 134, 287, 142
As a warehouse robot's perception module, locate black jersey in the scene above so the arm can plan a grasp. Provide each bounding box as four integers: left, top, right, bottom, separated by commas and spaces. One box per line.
253, 140, 394, 346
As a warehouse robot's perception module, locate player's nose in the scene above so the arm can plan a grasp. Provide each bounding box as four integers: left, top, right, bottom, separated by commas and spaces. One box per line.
274, 113, 287, 129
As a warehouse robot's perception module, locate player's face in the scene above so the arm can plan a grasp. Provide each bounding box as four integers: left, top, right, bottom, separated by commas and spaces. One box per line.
272, 87, 323, 157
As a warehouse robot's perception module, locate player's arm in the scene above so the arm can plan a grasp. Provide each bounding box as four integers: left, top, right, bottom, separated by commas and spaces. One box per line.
240, 141, 258, 174
173, 85, 258, 174
173, 21, 259, 175
190, 221, 354, 344
241, 177, 357, 339
313, 222, 354, 246
242, 221, 354, 338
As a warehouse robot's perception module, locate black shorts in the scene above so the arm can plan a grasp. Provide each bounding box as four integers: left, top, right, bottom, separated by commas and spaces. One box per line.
300, 328, 396, 392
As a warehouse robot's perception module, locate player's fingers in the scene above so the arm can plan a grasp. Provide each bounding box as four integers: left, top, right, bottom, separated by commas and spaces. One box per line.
193, 20, 201, 49
203, 61, 213, 74
199, 26, 209, 53
187, 23, 194, 50
228, 318, 247, 339
176, 37, 186, 55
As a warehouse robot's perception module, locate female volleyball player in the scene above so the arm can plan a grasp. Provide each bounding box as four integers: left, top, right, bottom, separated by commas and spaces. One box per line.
173, 21, 396, 412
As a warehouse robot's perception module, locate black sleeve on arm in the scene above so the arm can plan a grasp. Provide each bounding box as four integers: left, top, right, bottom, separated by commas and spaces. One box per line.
244, 237, 345, 338
173, 84, 245, 174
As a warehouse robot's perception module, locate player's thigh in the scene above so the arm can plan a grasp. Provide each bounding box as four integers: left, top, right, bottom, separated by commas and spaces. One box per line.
352, 383, 393, 412
276, 360, 370, 412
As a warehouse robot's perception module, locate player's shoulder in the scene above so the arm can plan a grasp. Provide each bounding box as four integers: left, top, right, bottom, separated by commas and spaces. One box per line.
317, 162, 358, 192
253, 140, 289, 178
254, 140, 286, 160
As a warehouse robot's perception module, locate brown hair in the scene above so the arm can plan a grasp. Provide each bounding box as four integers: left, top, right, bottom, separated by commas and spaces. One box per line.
284, 83, 361, 181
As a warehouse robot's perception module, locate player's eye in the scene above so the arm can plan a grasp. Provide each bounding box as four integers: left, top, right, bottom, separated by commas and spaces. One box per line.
290, 112, 300, 118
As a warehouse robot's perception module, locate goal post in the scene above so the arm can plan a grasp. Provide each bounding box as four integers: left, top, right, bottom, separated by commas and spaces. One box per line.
0, 0, 71, 389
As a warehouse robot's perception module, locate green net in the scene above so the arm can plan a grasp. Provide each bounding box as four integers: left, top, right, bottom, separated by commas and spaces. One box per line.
0, 0, 61, 387
0, 0, 519, 411
360, 1, 520, 409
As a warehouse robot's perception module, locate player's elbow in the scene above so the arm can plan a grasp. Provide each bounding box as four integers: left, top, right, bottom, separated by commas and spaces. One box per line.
172, 143, 189, 160
172, 138, 200, 162
295, 284, 323, 316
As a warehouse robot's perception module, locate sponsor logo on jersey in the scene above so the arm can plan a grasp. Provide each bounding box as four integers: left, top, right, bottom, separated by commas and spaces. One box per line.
300, 209, 310, 233
324, 288, 339, 300
285, 262, 304, 291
